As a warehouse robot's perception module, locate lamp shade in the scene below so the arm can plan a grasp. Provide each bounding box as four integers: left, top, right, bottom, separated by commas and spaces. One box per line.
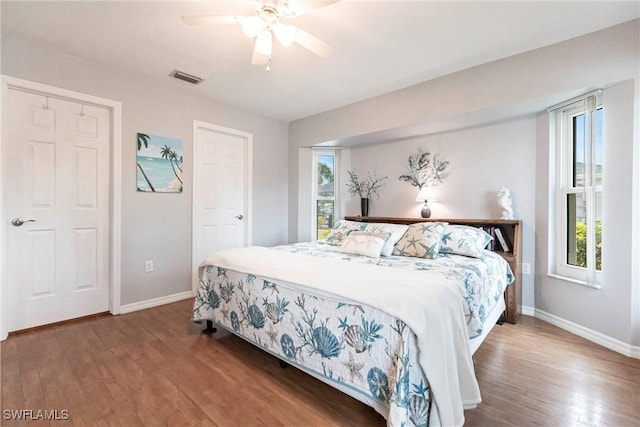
416, 187, 437, 202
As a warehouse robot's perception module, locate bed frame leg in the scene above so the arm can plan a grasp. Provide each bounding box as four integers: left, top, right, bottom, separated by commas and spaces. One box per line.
496, 314, 505, 325
202, 320, 217, 335
279, 360, 290, 369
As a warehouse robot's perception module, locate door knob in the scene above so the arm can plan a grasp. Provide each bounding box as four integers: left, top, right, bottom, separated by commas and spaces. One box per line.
235, 214, 244, 220
11, 218, 36, 227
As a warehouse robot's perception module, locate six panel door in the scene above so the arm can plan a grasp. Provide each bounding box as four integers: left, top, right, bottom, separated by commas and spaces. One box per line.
5, 88, 111, 331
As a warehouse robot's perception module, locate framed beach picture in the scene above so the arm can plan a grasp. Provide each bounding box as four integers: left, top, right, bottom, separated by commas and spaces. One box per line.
136, 133, 183, 193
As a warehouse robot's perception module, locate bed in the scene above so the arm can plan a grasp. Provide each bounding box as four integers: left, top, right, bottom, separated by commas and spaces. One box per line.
191, 217, 519, 427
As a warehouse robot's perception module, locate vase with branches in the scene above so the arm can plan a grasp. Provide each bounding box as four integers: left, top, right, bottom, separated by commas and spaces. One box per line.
346, 170, 388, 216
398, 149, 450, 189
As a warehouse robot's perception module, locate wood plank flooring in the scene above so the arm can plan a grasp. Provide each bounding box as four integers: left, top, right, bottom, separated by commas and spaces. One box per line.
1, 298, 638, 426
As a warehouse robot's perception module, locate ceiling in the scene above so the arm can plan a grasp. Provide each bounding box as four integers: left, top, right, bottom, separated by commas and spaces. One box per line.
2, 1, 638, 123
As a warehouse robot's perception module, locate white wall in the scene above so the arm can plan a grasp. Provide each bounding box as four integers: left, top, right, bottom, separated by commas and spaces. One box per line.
290, 19, 639, 350
347, 119, 536, 220
2, 38, 289, 306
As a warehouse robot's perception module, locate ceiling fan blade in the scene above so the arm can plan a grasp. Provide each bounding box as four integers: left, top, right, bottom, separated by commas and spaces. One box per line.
281, 0, 339, 18
294, 28, 334, 59
181, 15, 243, 25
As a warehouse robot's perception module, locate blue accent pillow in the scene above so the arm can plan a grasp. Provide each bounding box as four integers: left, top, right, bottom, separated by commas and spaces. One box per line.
324, 220, 367, 246
392, 222, 448, 259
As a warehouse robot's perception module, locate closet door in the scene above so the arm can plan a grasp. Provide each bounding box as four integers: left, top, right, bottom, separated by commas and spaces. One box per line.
192, 121, 251, 292
5, 88, 111, 331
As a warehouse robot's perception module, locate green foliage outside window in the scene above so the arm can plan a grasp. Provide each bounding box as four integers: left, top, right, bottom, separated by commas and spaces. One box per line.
318, 162, 334, 186
575, 220, 602, 270
317, 216, 332, 239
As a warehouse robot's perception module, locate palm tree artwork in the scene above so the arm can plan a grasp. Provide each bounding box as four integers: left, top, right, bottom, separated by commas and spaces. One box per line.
137, 133, 155, 192
160, 144, 183, 190
136, 133, 184, 193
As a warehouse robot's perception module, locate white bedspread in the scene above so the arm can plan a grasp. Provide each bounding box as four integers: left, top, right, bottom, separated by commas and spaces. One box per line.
201, 246, 481, 426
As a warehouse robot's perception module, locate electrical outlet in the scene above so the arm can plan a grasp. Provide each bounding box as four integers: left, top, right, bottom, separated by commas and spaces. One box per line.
145, 260, 154, 273
522, 262, 531, 275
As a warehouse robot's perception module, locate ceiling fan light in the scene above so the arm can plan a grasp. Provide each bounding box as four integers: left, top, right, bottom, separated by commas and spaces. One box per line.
241, 16, 264, 38
255, 30, 273, 56
273, 23, 298, 47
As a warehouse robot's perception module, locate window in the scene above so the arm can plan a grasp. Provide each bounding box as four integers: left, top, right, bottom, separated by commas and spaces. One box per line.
312, 151, 337, 240
552, 93, 603, 286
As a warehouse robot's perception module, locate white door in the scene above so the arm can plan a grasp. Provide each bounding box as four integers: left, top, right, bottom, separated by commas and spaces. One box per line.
5, 88, 111, 331
192, 121, 251, 292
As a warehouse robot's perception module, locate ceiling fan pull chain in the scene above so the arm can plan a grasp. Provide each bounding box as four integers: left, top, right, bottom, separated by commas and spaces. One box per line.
266, 56, 271, 72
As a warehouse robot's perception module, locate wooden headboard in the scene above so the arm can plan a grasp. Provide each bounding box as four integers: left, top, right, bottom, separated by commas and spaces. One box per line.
344, 216, 522, 324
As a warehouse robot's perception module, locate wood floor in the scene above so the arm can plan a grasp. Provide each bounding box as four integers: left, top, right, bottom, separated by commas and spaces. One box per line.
1, 299, 638, 426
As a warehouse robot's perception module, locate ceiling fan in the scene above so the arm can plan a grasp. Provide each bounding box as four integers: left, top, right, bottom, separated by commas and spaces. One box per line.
182, 0, 338, 71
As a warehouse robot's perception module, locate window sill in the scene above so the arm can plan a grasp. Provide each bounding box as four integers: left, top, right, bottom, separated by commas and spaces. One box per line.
547, 273, 601, 290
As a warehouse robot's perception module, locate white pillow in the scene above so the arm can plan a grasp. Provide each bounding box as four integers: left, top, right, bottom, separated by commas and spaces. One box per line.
363, 223, 409, 256
339, 231, 390, 258
439, 225, 493, 258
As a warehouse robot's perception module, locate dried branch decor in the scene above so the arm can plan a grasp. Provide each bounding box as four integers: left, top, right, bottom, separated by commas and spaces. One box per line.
346, 170, 388, 199
398, 149, 450, 189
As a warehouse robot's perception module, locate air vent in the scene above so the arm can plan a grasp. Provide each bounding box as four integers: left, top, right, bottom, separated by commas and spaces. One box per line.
169, 69, 204, 85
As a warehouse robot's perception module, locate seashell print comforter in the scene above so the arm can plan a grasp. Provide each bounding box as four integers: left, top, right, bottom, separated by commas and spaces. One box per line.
192, 242, 513, 427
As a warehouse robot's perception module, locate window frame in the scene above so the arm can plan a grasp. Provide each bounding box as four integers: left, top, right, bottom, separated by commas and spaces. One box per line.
552, 93, 602, 287
311, 150, 339, 241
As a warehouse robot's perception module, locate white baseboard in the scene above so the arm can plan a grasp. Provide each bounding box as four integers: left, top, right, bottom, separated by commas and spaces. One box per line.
120, 291, 193, 314
531, 308, 639, 359
521, 305, 535, 317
